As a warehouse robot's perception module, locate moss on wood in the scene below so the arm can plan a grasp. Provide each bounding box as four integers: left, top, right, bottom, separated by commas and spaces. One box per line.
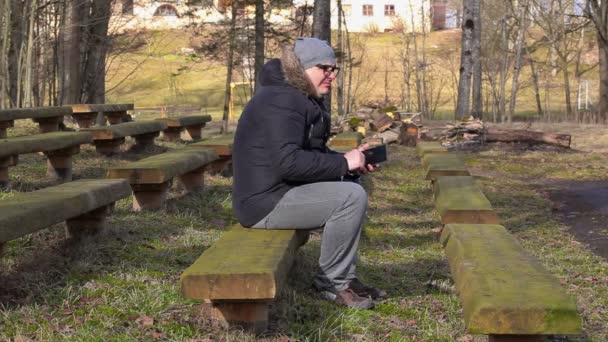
434, 176, 498, 224
0, 106, 72, 121
0, 132, 92, 158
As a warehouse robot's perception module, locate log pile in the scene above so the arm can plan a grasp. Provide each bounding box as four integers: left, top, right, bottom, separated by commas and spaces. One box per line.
436, 117, 571, 149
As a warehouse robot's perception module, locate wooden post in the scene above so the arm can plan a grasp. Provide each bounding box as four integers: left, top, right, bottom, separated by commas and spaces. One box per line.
488, 335, 542, 342
65, 205, 111, 239
178, 167, 206, 192
34, 117, 63, 133
131, 182, 170, 211
132, 132, 159, 150
162, 127, 183, 142
104, 111, 126, 125
94, 138, 125, 155
0, 120, 14, 139
202, 300, 270, 333
0, 156, 13, 190
207, 158, 232, 176
184, 124, 204, 141
45, 146, 79, 181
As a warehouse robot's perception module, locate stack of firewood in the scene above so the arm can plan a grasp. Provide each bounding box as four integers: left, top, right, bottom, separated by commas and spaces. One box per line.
436, 117, 571, 149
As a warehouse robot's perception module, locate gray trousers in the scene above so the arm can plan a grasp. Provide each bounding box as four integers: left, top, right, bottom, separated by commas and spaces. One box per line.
252, 181, 367, 291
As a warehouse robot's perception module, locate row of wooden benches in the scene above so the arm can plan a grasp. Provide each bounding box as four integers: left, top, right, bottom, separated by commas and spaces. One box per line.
1, 105, 213, 141
0, 134, 234, 258
0, 117, 216, 189
416, 141, 581, 341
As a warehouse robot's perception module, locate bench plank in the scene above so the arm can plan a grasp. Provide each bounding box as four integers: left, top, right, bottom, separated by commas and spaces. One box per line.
434, 176, 499, 224
156, 115, 212, 128
440, 224, 581, 335
0, 106, 72, 121
189, 134, 234, 157
181, 226, 307, 300
0, 132, 92, 158
416, 141, 449, 157
83, 120, 167, 140
0, 179, 131, 243
70, 103, 134, 113
107, 149, 218, 184
423, 153, 470, 180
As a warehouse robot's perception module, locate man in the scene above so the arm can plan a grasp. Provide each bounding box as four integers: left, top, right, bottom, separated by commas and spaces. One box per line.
232, 37, 385, 310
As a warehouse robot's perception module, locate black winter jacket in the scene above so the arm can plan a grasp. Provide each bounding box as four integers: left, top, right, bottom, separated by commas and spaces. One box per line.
232, 57, 349, 227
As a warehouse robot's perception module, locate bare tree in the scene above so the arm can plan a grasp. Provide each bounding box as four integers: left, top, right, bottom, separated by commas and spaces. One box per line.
585, 0, 608, 122
455, 0, 478, 119
254, 0, 264, 93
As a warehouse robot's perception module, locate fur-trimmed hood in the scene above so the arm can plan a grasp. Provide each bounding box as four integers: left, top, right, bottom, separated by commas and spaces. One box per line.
258, 45, 316, 97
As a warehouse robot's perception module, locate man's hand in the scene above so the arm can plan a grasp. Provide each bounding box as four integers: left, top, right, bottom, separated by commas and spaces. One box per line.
343, 147, 366, 172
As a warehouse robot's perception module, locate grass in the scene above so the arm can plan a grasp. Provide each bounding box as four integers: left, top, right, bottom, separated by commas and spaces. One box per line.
1, 119, 607, 340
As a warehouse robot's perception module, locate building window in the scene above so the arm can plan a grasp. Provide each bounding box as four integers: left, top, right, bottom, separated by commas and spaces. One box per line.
362, 4, 373, 16
154, 4, 178, 16
342, 4, 352, 16
384, 4, 395, 16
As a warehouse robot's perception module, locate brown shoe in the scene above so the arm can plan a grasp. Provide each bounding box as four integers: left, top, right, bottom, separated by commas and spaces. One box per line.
319, 288, 375, 310
348, 278, 387, 300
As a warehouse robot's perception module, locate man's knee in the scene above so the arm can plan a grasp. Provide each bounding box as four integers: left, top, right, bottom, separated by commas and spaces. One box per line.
342, 182, 368, 209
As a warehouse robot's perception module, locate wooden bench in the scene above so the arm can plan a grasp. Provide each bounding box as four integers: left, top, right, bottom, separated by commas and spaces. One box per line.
0, 179, 131, 255
0, 132, 93, 189
0, 106, 73, 138
181, 225, 309, 332
188, 134, 234, 175
440, 223, 582, 341
416, 141, 449, 157
433, 176, 499, 224
69, 104, 134, 128
155, 115, 212, 141
106, 149, 218, 210
328, 131, 364, 152
82, 120, 167, 154
423, 153, 470, 180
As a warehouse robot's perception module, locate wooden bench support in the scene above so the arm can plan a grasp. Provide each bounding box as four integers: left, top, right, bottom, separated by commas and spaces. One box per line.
45, 146, 79, 181
132, 132, 159, 150
71, 112, 97, 128
0, 157, 10, 190
65, 205, 112, 239
184, 124, 204, 141
206, 157, 232, 175
131, 182, 170, 211
33, 116, 63, 133
94, 138, 125, 155
488, 335, 541, 342
105, 111, 127, 124
202, 300, 270, 332
178, 166, 206, 192
163, 127, 183, 141
0, 120, 14, 139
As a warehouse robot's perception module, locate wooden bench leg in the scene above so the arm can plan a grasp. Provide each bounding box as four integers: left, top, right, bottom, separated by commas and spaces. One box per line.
178, 167, 206, 192
203, 300, 270, 333
0, 156, 15, 190
488, 335, 542, 342
132, 132, 159, 150
0, 120, 14, 139
163, 127, 183, 142
65, 205, 111, 240
45, 146, 79, 181
184, 124, 204, 141
72, 112, 97, 128
131, 182, 170, 211
34, 116, 63, 133
207, 158, 232, 176
105, 111, 126, 125
94, 138, 125, 155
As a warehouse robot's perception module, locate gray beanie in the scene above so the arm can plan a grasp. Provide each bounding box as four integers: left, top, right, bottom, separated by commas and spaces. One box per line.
293, 37, 336, 70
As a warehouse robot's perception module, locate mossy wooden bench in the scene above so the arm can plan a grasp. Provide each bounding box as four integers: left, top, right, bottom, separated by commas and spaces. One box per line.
328, 131, 364, 152
69, 104, 134, 128
155, 115, 212, 141
82, 120, 167, 154
106, 149, 218, 210
433, 176, 499, 224
0, 132, 93, 189
180, 225, 309, 332
0, 106, 73, 138
416, 141, 449, 157
188, 134, 234, 175
423, 153, 470, 180
0, 179, 131, 255
440, 223, 582, 341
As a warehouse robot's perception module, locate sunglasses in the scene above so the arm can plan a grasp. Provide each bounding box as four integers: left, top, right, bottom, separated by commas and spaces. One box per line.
315, 64, 340, 75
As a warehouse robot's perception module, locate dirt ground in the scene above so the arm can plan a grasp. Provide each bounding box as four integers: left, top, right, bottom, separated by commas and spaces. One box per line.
424, 120, 608, 260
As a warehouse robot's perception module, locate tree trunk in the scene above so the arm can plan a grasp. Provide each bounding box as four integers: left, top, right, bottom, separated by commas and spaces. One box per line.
599, 34, 608, 122
253, 0, 264, 93
525, 44, 543, 117
498, 17, 508, 123
337, 0, 345, 119
508, 0, 528, 123
420, 3, 430, 118
8, 0, 24, 106
82, 0, 112, 104
312, 0, 331, 42
455, 0, 475, 120
471, 0, 482, 118
485, 128, 571, 148
59, 0, 82, 105
409, 2, 422, 113
222, 2, 238, 134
